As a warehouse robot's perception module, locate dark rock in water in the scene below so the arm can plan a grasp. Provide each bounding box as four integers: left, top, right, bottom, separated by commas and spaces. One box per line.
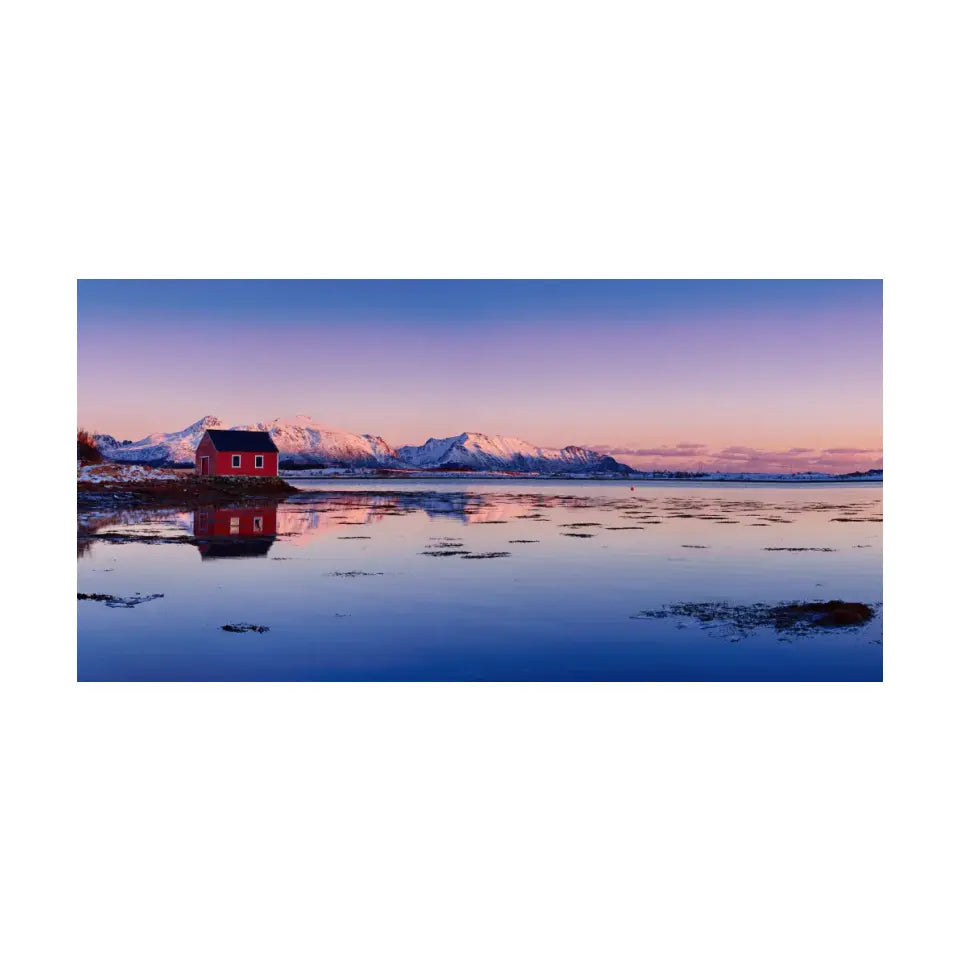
221, 623, 270, 633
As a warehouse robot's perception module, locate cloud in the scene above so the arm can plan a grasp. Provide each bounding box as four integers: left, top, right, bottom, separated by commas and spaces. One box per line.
584, 441, 883, 474
822, 447, 882, 455
592, 443, 708, 458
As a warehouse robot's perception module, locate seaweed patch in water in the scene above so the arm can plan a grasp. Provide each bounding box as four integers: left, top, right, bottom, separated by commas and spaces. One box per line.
328, 570, 385, 577
421, 550, 472, 557
461, 552, 511, 559
630, 599, 876, 638
508, 540, 540, 543
221, 623, 270, 633
763, 547, 837, 552
78, 592, 164, 608
681, 544, 709, 549
561, 532, 595, 538
338, 536, 372, 539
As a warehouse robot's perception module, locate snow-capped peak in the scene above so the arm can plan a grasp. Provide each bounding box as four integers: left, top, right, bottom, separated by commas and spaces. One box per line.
396, 431, 630, 473
234, 416, 402, 467
98, 416, 226, 464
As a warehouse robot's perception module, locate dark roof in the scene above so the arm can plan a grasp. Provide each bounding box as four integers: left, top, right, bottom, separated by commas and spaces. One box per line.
205, 429, 279, 453
198, 538, 275, 560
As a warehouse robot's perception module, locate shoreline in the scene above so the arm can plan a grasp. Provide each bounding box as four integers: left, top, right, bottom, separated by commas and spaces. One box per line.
77, 473, 296, 511
77, 472, 881, 514
286, 475, 882, 485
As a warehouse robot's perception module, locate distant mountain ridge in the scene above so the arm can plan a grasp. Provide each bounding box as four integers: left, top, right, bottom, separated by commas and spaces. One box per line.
397, 432, 630, 474
94, 416, 631, 474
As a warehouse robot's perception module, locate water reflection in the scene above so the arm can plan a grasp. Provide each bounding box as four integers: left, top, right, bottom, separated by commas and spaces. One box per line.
193, 505, 278, 560
78, 481, 882, 681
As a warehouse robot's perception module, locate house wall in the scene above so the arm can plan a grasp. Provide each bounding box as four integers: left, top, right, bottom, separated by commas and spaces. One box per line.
212, 450, 279, 476
195, 435, 217, 474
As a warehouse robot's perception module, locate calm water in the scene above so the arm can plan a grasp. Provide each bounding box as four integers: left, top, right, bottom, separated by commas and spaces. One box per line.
77, 480, 882, 681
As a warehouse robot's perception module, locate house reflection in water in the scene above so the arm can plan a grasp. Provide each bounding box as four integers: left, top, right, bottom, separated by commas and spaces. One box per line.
193, 505, 278, 559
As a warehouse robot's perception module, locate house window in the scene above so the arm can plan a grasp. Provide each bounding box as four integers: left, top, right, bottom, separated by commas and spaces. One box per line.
253, 516, 263, 532
229, 517, 240, 534
255, 455, 264, 469
232, 454, 241, 468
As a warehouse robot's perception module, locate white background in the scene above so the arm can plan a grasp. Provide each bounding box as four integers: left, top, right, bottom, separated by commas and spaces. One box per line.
3, 1, 957, 958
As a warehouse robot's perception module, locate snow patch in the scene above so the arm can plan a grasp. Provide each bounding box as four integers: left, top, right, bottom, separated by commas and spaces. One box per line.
78, 463, 183, 484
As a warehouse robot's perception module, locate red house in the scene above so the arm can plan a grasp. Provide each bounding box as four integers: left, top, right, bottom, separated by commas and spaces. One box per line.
195, 429, 280, 477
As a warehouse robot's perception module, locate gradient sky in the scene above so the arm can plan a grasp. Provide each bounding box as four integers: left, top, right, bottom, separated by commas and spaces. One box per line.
78, 280, 882, 472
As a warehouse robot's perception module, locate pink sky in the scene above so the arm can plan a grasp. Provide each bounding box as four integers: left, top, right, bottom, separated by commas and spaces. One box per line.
78, 280, 882, 473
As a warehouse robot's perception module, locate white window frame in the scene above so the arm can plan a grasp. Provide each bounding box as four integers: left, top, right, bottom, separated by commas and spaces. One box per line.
253, 516, 263, 532
229, 517, 240, 534
232, 454, 241, 468
255, 455, 264, 469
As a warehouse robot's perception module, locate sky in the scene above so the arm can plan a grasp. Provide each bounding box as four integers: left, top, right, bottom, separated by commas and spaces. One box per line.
78, 280, 882, 473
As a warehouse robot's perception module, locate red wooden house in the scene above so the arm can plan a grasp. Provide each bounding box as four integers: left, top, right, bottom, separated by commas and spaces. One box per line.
195, 429, 280, 477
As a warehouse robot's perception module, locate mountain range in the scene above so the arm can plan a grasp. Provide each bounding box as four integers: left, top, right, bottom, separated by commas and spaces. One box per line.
94, 415, 632, 474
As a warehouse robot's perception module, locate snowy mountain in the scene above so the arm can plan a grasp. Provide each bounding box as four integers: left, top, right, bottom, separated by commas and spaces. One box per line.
235, 415, 402, 467
91, 416, 878, 479
92, 433, 130, 451
96, 417, 630, 473
397, 432, 631, 474
98, 416, 226, 464
98, 415, 402, 468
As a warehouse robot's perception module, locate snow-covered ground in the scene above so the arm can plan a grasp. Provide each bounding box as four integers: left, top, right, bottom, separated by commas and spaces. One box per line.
78, 463, 185, 484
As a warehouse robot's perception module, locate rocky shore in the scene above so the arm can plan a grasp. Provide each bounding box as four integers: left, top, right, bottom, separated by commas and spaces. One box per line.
77, 463, 296, 510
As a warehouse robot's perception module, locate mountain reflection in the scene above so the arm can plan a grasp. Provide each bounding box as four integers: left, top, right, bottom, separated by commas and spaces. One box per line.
277, 490, 537, 539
